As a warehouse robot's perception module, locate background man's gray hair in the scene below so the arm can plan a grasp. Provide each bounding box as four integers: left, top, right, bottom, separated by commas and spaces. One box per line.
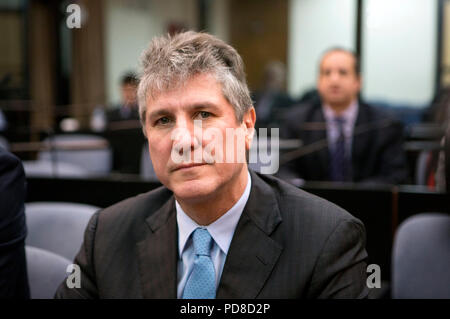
137, 31, 253, 134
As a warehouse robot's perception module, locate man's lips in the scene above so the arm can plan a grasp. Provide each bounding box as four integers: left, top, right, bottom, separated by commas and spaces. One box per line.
329, 87, 341, 93
171, 162, 207, 172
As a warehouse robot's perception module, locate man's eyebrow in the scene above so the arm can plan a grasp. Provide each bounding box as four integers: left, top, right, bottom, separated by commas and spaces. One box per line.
189, 102, 220, 111
148, 102, 220, 119
148, 109, 171, 120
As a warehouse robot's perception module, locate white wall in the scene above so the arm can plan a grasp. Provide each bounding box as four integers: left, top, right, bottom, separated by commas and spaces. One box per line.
361, 0, 438, 106
104, 0, 198, 106
208, 0, 230, 42
288, 0, 357, 99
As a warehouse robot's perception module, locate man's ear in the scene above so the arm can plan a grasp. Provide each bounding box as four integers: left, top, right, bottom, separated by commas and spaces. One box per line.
242, 107, 256, 150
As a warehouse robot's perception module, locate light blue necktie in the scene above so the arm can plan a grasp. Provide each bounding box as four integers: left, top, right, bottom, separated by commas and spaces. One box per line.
182, 228, 216, 299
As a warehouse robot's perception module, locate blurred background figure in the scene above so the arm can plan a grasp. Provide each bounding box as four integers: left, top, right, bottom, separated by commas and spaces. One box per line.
412, 87, 450, 189
105, 72, 140, 126
0, 147, 29, 298
429, 88, 450, 191
101, 72, 144, 175
252, 61, 294, 130
279, 48, 408, 184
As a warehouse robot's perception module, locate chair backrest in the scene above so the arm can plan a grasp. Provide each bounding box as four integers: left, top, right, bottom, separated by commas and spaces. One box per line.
0, 135, 9, 150
25, 202, 99, 260
445, 128, 450, 192
140, 143, 159, 181
392, 213, 450, 298
38, 134, 112, 176
26, 246, 71, 299
415, 150, 432, 185
23, 160, 90, 178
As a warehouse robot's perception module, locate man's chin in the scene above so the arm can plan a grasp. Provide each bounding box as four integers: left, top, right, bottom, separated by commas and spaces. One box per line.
171, 179, 216, 203
326, 97, 352, 108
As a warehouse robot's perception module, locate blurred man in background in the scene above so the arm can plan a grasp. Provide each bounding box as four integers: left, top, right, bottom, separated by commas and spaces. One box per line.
102, 72, 145, 175
252, 61, 294, 130
106, 72, 140, 125
280, 48, 408, 184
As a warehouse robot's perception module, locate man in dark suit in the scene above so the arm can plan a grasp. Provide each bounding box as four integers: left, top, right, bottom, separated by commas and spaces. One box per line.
0, 147, 29, 298
55, 32, 368, 299
104, 72, 143, 174
106, 72, 140, 125
279, 48, 408, 184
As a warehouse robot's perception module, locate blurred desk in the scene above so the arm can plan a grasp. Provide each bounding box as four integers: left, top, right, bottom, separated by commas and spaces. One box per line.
26, 176, 448, 281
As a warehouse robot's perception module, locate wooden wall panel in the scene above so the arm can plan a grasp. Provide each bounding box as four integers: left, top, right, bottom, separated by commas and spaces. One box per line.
71, 0, 106, 127
229, 0, 288, 92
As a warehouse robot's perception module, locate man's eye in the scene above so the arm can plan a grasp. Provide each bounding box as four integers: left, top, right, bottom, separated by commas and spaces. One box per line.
198, 111, 211, 119
156, 117, 170, 125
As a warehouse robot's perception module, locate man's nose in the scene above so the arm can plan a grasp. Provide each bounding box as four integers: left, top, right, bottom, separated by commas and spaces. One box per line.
172, 119, 201, 155
329, 71, 341, 82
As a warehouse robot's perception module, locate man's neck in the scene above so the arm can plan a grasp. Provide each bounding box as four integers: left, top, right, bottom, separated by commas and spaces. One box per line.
175, 168, 249, 226
326, 99, 357, 116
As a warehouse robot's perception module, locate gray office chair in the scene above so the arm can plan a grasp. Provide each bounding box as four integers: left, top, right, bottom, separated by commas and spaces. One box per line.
25, 202, 99, 261
23, 160, 90, 178
392, 213, 450, 298
415, 150, 431, 185
26, 246, 71, 299
0, 135, 9, 150
38, 134, 112, 176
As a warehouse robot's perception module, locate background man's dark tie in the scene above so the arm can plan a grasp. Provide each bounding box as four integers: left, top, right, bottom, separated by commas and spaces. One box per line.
329, 117, 351, 181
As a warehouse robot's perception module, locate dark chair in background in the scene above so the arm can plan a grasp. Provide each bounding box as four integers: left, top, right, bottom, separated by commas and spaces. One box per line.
0, 135, 8, 150
392, 213, 450, 298
38, 134, 112, 176
25, 202, 99, 261
26, 246, 71, 299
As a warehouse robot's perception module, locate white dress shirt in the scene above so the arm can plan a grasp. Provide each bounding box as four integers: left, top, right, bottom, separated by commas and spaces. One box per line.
176, 171, 252, 298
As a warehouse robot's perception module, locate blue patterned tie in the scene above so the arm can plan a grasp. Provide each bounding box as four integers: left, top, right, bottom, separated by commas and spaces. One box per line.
329, 117, 350, 181
182, 228, 216, 299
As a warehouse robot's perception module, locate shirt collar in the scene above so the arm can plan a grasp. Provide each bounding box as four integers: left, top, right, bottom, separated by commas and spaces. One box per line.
176, 171, 252, 257
322, 99, 359, 124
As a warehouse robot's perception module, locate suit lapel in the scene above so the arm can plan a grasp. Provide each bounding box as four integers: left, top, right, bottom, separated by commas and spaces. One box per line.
310, 106, 329, 178
217, 171, 283, 298
136, 197, 178, 298
351, 103, 372, 180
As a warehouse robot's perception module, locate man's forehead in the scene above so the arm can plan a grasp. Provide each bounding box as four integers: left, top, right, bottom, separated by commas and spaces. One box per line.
146, 77, 228, 113
321, 51, 355, 67
148, 73, 220, 98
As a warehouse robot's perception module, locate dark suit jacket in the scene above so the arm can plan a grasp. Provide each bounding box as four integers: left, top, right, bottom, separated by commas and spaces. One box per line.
55, 170, 368, 299
106, 105, 140, 124
0, 147, 29, 298
279, 100, 409, 184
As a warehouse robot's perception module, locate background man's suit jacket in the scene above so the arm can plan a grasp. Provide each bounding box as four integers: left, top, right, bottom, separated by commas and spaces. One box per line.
279, 101, 409, 184
55, 171, 369, 299
0, 147, 29, 298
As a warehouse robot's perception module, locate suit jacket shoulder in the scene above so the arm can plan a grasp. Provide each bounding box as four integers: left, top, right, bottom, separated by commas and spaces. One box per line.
219, 171, 369, 298
0, 148, 29, 298
96, 185, 173, 237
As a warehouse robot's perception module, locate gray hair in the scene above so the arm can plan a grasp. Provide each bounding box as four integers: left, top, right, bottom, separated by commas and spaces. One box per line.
137, 31, 253, 133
